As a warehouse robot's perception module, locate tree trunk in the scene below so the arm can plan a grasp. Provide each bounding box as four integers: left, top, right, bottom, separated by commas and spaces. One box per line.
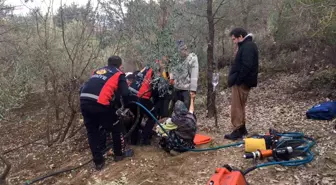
221, 35, 225, 56
51, 78, 63, 142
158, 0, 169, 30
44, 76, 52, 146
207, 0, 216, 118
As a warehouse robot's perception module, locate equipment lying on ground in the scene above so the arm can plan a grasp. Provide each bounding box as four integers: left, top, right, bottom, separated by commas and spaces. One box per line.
207, 165, 248, 185
194, 134, 212, 145
306, 101, 336, 120
207, 129, 315, 185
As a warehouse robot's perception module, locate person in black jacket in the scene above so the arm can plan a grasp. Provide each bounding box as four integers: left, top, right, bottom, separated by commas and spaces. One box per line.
80, 56, 133, 170
154, 56, 173, 119
224, 28, 259, 140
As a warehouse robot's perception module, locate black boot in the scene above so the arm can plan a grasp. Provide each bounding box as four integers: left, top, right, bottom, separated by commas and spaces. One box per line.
224, 129, 243, 140
141, 120, 155, 145
95, 159, 105, 171
114, 148, 134, 162
239, 125, 248, 136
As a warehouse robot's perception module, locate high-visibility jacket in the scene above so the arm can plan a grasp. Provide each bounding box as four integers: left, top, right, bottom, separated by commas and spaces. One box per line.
80, 66, 128, 106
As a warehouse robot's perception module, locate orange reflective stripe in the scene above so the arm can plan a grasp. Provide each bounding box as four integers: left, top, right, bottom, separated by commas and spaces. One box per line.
97, 71, 122, 105
137, 68, 153, 99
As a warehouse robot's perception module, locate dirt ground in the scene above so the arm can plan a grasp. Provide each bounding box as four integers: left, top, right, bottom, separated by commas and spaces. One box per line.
1, 73, 336, 185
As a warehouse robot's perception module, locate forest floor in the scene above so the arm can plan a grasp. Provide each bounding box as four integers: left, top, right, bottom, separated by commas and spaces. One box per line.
1, 73, 336, 185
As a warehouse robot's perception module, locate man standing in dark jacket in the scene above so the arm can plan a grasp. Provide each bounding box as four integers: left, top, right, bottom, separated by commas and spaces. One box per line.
224, 28, 259, 140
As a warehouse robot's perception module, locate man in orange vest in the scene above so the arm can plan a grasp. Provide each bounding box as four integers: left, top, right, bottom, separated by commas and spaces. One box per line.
80, 56, 133, 170
129, 66, 158, 145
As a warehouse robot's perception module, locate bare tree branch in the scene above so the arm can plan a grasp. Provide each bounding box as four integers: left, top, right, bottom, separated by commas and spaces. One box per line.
212, 0, 228, 17
60, 0, 75, 78
176, 10, 207, 18
117, 0, 126, 19
214, 15, 228, 25
2, 137, 45, 155
113, 30, 124, 55
69, 124, 85, 138
0, 26, 16, 36
79, 44, 101, 78
98, 0, 125, 20
175, 10, 208, 35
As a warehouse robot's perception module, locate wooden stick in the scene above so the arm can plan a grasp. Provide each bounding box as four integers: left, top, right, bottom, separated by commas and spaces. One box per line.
214, 90, 218, 128
0, 154, 11, 184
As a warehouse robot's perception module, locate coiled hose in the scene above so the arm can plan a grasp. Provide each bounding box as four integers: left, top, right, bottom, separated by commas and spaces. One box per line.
243, 133, 315, 175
